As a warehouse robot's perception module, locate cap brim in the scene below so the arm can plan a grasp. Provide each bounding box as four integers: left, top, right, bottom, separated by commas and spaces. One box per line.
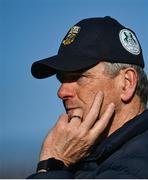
31, 55, 101, 79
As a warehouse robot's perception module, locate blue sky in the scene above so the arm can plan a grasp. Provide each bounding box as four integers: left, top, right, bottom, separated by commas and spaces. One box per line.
1, 0, 148, 178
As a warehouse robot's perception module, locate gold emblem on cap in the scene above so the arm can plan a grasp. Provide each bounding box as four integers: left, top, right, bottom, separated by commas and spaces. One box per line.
63, 26, 81, 45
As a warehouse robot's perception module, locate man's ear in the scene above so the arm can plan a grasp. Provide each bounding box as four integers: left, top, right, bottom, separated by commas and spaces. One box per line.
120, 68, 138, 102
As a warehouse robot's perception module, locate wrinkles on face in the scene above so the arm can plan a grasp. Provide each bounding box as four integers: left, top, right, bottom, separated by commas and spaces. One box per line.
57, 62, 117, 121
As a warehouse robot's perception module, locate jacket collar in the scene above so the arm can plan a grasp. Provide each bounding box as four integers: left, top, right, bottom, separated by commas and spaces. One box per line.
84, 109, 148, 163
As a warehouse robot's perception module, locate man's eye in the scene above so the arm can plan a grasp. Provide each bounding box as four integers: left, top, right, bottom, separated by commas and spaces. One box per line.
72, 75, 82, 81
56, 74, 80, 83
56, 73, 88, 83
77, 75, 88, 84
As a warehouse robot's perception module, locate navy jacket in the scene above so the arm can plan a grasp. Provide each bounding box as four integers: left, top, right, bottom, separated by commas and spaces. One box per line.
28, 109, 148, 179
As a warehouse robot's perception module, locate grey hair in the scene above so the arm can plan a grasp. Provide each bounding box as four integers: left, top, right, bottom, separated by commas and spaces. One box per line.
103, 62, 148, 107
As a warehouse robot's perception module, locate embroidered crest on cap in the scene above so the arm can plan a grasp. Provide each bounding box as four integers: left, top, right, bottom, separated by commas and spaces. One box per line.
63, 26, 81, 45
119, 29, 140, 55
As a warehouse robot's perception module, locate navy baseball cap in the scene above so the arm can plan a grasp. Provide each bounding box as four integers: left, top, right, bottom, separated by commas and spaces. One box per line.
31, 16, 144, 79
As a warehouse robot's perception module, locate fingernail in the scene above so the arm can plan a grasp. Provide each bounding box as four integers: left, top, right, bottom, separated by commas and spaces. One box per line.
110, 103, 115, 108
96, 91, 104, 99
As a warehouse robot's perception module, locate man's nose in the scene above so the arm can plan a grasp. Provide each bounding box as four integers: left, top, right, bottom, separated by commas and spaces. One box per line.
57, 83, 76, 100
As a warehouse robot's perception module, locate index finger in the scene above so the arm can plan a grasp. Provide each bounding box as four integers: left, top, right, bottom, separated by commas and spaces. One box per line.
90, 102, 115, 139
80, 91, 104, 130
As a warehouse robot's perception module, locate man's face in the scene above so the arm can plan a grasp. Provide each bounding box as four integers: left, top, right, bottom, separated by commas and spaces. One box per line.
56, 62, 119, 120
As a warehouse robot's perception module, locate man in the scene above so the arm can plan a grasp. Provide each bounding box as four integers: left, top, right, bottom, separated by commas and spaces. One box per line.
28, 16, 148, 178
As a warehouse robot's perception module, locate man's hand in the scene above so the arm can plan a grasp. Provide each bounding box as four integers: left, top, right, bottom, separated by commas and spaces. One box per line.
39, 91, 115, 166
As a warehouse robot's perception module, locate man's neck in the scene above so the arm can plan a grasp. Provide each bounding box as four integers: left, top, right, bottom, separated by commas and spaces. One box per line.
108, 97, 145, 136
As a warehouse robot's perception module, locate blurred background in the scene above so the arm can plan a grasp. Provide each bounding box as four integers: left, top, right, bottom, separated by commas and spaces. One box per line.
0, 0, 148, 178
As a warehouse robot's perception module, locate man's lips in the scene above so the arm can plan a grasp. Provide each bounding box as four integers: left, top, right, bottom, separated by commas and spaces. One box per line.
64, 101, 82, 117
66, 107, 78, 113
65, 107, 83, 119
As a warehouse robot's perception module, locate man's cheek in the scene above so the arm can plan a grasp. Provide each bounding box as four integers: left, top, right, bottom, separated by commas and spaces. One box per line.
82, 104, 93, 119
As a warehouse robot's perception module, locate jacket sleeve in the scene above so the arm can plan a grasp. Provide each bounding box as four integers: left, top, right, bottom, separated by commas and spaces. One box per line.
27, 170, 74, 179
